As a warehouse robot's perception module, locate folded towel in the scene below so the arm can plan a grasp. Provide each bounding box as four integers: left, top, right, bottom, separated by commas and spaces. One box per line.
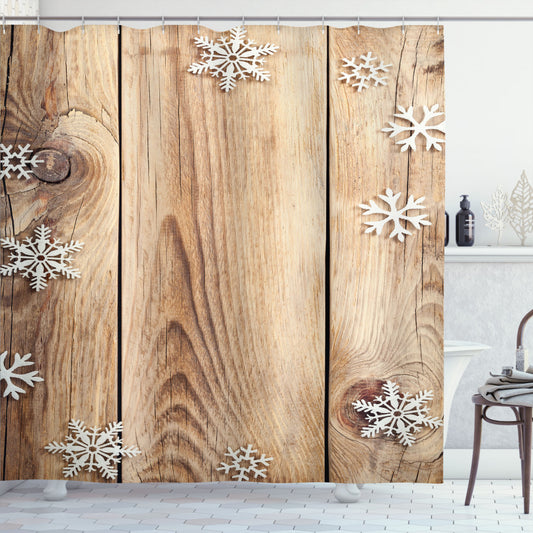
479, 366, 533, 406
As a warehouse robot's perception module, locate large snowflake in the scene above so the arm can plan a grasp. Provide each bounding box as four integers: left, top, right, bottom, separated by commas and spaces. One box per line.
0, 351, 43, 400
353, 381, 443, 447
45, 419, 141, 480
0, 144, 43, 180
359, 188, 431, 242
188, 26, 279, 92
217, 444, 273, 481
0, 224, 84, 292
382, 104, 446, 151
338, 52, 392, 92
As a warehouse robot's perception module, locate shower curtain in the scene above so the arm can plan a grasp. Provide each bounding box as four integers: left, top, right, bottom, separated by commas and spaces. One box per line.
0, 24, 444, 484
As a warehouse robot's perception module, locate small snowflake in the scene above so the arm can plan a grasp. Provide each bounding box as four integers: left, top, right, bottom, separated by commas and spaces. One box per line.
188, 26, 279, 92
0, 351, 43, 400
353, 381, 443, 447
0, 224, 84, 291
359, 188, 431, 242
338, 52, 392, 92
0, 144, 43, 180
45, 419, 141, 479
382, 104, 446, 151
217, 444, 273, 481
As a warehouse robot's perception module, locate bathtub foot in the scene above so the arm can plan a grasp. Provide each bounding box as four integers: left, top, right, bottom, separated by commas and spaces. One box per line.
43, 480, 67, 501
333, 483, 361, 503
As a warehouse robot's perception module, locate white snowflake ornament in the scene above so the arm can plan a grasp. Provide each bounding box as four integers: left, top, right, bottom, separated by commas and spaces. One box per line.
382, 104, 446, 151
45, 419, 141, 480
0, 144, 43, 180
188, 26, 279, 92
0, 351, 43, 400
0, 224, 84, 291
217, 444, 273, 481
339, 52, 392, 92
359, 188, 431, 242
353, 381, 443, 447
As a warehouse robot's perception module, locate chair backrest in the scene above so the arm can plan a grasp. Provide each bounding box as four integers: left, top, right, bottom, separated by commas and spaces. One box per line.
516, 309, 533, 370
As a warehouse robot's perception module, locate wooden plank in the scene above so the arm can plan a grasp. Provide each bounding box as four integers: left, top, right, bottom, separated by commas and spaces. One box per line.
328, 26, 445, 483
121, 25, 326, 483
0, 26, 119, 481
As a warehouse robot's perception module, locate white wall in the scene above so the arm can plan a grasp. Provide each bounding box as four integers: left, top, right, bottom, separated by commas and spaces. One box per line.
445, 263, 533, 448
37, 0, 533, 448
0, 0, 37, 16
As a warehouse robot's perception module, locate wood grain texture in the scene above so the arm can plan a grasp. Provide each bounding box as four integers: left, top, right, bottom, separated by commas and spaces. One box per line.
0, 26, 119, 481
121, 26, 326, 483
328, 26, 445, 483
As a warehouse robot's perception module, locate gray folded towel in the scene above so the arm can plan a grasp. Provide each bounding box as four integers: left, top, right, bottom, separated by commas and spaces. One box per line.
479, 366, 533, 406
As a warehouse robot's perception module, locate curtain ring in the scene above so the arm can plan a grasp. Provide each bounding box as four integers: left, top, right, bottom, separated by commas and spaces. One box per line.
81, 15, 85, 35
197, 16, 200, 34
277, 15, 280, 34
357, 15, 360, 35
401, 16, 405, 35
2, 15, 5, 35
322, 15, 325, 34
242, 15, 245, 30
162, 16, 165, 33
437, 15, 440, 34
37, 15, 40, 33
117, 16, 120, 35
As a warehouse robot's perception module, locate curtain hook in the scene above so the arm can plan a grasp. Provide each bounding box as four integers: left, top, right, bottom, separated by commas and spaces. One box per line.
197, 16, 200, 34
37, 15, 40, 33
2, 15, 5, 35
322, 15, 325, 34
242, 15, 245, 30
357, 15, 360, 35
436, 15, 440, 34
162, 16, 165, 33
81, 15, 85, 35
401, 16, 405, 35
117, 16, 120, 35
277, 15, 280, 34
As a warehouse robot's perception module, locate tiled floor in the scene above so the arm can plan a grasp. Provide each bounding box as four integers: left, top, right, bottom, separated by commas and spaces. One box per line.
0, 479, 532, 532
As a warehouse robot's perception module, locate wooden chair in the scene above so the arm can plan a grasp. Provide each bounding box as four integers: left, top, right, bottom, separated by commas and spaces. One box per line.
465, 309, 533, 514
465, 395, 531, 513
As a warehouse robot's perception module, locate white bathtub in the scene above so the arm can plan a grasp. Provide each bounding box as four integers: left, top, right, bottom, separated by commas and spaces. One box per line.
443, 340, 491, 444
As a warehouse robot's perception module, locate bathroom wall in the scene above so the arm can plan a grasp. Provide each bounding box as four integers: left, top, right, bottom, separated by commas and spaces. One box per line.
445, 264, 533, 448
38, 0, 533, 449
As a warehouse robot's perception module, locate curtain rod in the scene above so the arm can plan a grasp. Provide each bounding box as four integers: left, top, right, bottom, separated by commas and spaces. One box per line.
3, 15, 533, 23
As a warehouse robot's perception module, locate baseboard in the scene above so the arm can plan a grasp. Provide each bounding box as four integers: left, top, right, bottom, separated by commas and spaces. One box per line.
0, 480, 23, 496
444, 448, 522, 479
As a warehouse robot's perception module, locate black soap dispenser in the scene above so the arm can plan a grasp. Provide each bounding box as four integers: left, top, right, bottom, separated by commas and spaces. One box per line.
456, 195, 475, 246
445, 211, 449, 246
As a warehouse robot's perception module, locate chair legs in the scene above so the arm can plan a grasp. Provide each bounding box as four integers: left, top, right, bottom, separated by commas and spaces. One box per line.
465, 404, 483, 506
517, 410, 525, 497
523, 407, 532, 514
466, 404, 532, 514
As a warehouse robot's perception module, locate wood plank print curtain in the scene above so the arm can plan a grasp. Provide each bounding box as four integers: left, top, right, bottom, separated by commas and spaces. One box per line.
0, 24, 444, 484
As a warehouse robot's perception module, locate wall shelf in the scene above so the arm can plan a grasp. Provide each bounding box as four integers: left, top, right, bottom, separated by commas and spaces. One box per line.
445, 246, 533, 263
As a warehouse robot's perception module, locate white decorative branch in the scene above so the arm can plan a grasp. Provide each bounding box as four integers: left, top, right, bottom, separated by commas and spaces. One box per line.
481, 187, 511, 245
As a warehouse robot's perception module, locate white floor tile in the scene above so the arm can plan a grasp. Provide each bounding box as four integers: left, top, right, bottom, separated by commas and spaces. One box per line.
0, 480, 530, 532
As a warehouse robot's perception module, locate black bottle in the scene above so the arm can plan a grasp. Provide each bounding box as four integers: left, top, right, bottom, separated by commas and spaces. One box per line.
456, 195, 475, 246
445, 211, 449, 246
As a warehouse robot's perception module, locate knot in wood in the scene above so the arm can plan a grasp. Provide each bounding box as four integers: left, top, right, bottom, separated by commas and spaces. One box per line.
32, 149, 70, 183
